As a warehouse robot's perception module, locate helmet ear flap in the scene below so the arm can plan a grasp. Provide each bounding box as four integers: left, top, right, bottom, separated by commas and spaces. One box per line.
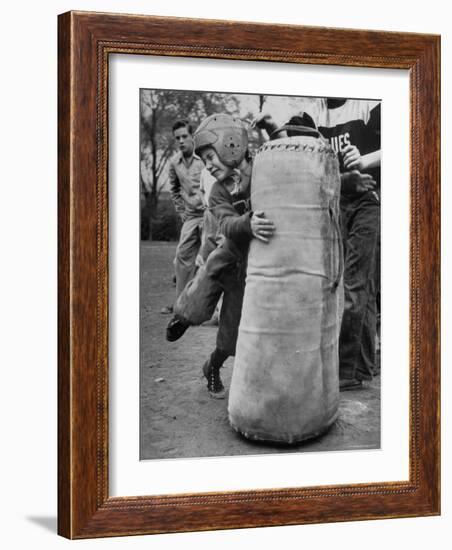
193, 128, 219, 156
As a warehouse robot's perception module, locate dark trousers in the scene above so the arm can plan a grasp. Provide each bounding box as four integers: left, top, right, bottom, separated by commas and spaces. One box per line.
215, 261, 246, 356
174, 243, 246, 356
339, 192, 380, 381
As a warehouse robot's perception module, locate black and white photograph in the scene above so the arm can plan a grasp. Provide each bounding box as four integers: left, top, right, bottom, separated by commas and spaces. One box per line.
139, 89, 381, 460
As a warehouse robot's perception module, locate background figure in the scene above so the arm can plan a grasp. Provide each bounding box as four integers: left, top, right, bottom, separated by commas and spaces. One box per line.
164, 119, 205, 311
316, 98, 381, 390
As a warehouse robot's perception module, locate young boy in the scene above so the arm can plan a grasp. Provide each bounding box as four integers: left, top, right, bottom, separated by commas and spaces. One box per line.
166, 113, 275, 398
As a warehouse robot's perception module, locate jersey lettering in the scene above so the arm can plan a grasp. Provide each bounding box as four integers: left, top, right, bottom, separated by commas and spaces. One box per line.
329, 132, 351, 154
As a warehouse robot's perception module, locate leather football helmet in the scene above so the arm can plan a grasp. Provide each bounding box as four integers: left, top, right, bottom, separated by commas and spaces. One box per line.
194, 114, 248, 168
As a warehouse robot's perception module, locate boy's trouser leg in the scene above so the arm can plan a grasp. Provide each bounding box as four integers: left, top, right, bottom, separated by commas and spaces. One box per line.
174, 246, 233, 326
216, 263, 246, 356
209, 348, 230, 369
339, 195, 380, 381
375, 234, 381, 365
359, 276, 378, 376
175, 216, 202, 297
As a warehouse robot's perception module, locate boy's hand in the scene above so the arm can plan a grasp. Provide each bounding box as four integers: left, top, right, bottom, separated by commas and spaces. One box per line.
251, 211, 275, 243
341, 170, 376, 195
342, 144, 364, 171
253, 112, 279, 135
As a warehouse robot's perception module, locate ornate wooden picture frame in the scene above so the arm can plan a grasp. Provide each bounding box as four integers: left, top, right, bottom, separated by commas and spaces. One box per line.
58, 11, 440, 539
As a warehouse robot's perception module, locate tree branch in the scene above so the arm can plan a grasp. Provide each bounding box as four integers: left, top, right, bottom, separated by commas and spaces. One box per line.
156, 145, 172, 174
140, 172, 149, 197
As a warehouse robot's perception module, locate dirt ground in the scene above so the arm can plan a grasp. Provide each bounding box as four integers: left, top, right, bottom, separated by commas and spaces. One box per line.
140, 241, 381, 460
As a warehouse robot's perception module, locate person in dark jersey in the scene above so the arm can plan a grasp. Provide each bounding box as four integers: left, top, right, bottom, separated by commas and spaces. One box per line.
316, 98, 380, 390
256, 99, 380, 389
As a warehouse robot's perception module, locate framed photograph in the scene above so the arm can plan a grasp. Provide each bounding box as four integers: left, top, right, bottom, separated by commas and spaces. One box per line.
58, 11, 440, 538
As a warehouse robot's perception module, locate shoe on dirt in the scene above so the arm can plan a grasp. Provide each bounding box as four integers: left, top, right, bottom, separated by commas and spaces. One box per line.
166, 316, 189, 342
202, 360, 226, 399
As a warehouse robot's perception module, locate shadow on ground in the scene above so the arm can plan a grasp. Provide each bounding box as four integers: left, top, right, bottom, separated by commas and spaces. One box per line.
26, 516, 57, 533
